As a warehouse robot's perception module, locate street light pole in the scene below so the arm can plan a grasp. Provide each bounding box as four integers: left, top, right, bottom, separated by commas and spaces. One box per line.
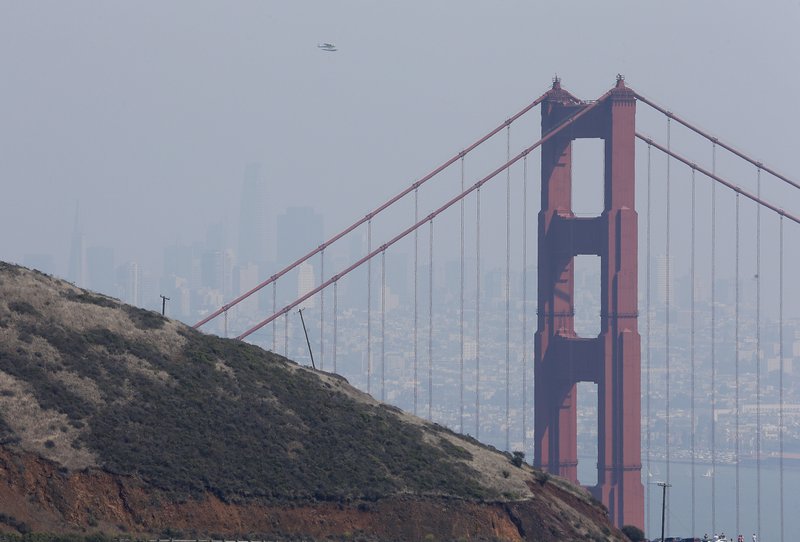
657, 482, 671, 542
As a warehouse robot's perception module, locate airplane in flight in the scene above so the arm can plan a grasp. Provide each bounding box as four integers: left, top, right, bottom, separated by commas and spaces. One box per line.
317, 42, 337, 52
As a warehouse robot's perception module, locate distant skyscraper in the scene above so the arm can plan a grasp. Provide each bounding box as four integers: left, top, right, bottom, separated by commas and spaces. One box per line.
116, 261, 140, 306
86, 246, 115, 295
163, 244, 198, 288
139, 270, 159, 311
238, 163, 270, 266
200, 249, 235, 298
234, 262, 261, 318
386, 252, 409, 299
297, 261, 316, 309
656, 254, 673, 306
206, 222, 226, 252
201, 250, 225, 292
277, 206, 324, 265
277, 206, 323, 305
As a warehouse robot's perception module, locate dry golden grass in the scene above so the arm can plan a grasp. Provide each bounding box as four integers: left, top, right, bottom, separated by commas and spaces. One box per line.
310, 366, 533, 500
0, 372, 97, 469
0, 263, 552, 503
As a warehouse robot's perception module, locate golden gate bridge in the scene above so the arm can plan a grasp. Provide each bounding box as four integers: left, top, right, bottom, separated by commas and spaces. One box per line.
194, 76, 799, 541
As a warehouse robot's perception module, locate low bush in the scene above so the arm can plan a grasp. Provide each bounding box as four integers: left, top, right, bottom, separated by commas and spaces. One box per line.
8, 301, 38, 316
122, 305, 165, 330
62, 291, 119, 309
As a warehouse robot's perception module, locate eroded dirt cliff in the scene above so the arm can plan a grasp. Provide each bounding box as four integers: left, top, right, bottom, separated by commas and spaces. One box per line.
0, 447, 621, 541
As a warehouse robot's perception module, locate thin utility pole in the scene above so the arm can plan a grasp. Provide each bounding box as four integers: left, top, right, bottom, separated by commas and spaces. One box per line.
658, 482, 671, 542
298, 308, 316, 369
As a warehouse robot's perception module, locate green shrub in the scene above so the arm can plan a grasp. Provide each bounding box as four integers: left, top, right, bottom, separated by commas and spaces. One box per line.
122, 305, 165, 330
621, 524, 645, 541
62, 290, 119, 309
8, 301, 38, 316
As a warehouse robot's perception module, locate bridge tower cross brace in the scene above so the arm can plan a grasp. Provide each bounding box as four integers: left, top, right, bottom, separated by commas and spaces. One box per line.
533, 77, 644, 529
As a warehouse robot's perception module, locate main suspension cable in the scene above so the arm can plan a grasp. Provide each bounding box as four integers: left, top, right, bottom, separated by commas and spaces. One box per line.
237, 96, 613, 340
636, 135, 800, 224
195, 92, 551, 331
633, 91, 800, 191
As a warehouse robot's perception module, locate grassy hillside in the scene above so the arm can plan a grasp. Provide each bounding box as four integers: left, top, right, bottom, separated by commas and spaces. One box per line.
0, 262, 529, 505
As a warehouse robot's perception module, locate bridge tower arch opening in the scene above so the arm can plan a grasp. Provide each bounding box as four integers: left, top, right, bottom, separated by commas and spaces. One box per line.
534, 76, 644, 529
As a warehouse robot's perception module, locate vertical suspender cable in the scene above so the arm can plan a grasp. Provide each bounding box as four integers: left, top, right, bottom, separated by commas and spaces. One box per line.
414, 189, 419, 415
428, 219, 434, 421
645, 143, 652, 535
381, 250, 386, 402
522, 154, 529, 458
665, 119, 672, 534
690, 166, 697, 537
284, 311, 289, 357
460, 156, 466, 434
333, 280, 338, 374
224, 310, 228, 339
711, 142, 717, 536
476, 186, 481, 439
735, 193, 741, 536
272, 282, 277, 352
779, 215, 785, 542
505, 125, 512, 452
756, 167, 762, 540
320, 249, 325, 371
367, 219, 372, 395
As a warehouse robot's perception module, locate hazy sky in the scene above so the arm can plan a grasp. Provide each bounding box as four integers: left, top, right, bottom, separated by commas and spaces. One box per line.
3, 6, 800, 536
2, 1, 799, 277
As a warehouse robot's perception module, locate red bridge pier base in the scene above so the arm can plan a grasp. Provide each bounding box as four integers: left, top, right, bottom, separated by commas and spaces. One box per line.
534, 77, 644, 530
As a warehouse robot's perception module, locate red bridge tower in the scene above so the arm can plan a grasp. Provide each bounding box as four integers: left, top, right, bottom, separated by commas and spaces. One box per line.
534, 76, 644, 529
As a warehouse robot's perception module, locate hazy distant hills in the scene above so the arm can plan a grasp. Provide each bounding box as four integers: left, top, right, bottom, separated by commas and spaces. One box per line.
0, 261, 624, 541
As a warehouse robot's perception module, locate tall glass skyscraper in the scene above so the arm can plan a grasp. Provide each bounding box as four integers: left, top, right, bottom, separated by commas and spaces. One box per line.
238, 163, 270, 266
